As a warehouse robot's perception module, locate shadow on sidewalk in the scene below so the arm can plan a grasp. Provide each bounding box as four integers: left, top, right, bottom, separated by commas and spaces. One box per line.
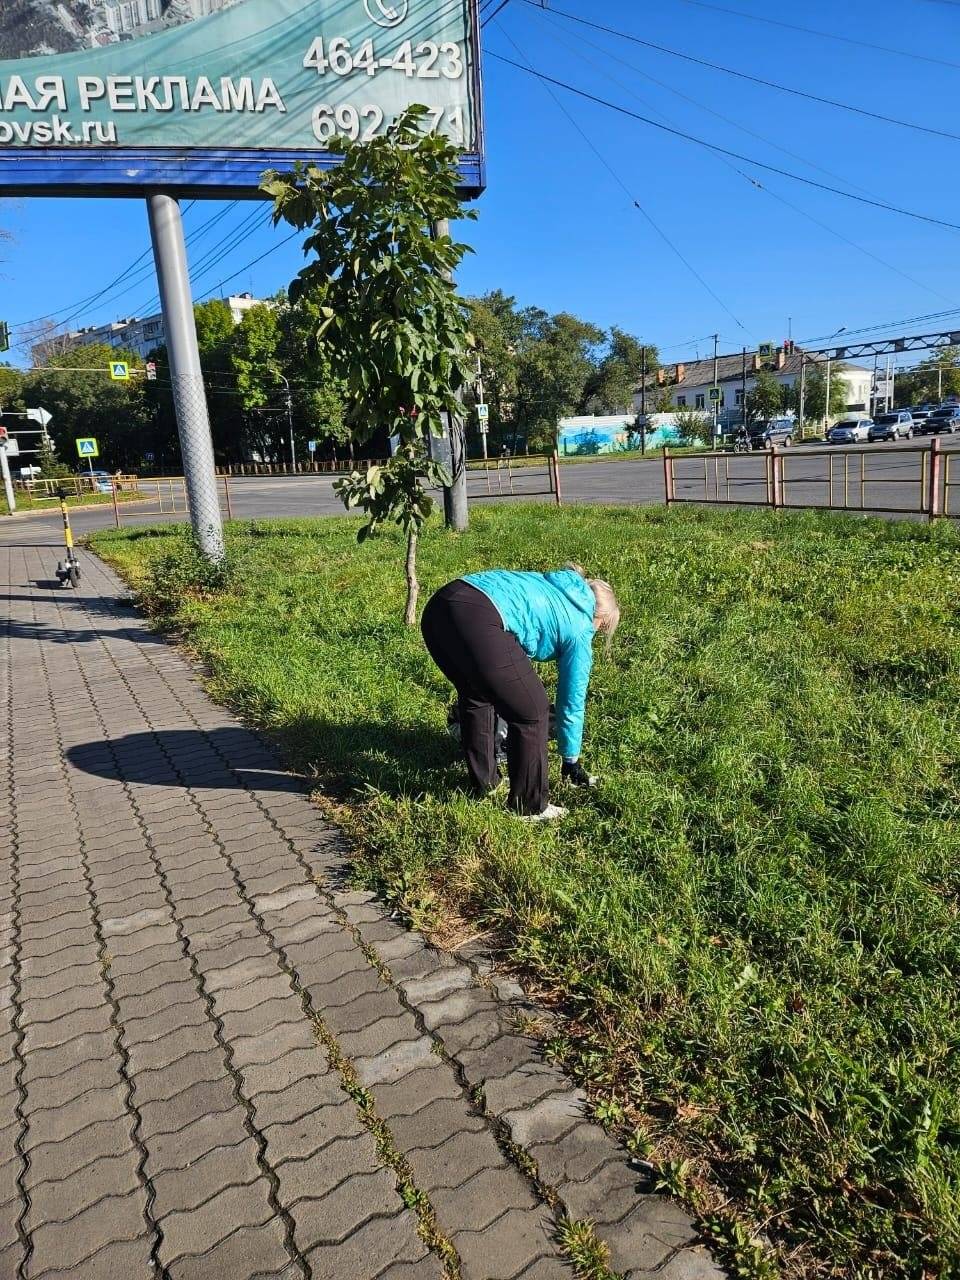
2, 590, 166, 645
66, 721, 459, 799
67, 727, 308, 793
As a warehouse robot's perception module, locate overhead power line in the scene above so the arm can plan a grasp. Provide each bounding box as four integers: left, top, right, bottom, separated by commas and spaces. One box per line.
11, 201, 241, 336
481, 0, 514, 22
524, 2, 960, 143
195, 229, 302, 302
489, 53, 960, 233
11, 204, 201, 331
799, 306, 960, 345
667, 0, 960, 72
497, 25, 748, 331
528, 11, 956, 304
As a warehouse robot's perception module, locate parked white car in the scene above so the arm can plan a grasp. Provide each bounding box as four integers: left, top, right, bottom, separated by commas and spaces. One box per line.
827, 418, 873, 444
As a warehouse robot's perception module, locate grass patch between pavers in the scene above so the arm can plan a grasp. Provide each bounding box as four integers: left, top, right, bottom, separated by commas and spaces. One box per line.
90, 504, 960, 1278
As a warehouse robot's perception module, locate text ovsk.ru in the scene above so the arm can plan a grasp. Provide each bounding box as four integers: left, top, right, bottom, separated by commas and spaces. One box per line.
0, 117, 116, 144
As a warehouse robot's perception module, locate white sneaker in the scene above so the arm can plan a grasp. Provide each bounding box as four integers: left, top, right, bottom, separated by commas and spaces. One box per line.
519, 803, 568, 823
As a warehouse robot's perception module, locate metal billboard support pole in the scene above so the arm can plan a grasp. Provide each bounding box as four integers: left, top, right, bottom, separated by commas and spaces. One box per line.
146, 193, 225, 563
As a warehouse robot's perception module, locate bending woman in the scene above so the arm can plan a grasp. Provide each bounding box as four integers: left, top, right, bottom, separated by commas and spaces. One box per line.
421, 566, 620, 821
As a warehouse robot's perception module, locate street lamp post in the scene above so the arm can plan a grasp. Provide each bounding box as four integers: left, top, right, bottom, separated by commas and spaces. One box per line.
278, 373, 296, 473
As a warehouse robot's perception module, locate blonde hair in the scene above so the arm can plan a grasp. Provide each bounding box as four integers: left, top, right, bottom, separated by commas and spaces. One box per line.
589, 579, 621, 641
565, 563, 621, 646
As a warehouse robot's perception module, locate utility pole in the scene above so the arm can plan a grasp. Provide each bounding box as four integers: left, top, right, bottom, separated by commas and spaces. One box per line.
712, 333, 720, 447
938, 361, 944, 402
147, 194, 224, 563
824, 357, 832, 432
640, 345, 647, 455
875, 353, 885, 417
430, 217, 468, 532
741, 347, 747, 426
475, 353, 488, 462
279, 373, 296, 472
799, 353, 807, 437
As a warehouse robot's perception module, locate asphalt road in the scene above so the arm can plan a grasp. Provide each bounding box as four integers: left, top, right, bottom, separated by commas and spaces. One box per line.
2, 439, 957, 546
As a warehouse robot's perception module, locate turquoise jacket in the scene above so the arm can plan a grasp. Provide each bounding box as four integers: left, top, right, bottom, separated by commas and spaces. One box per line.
463, 569, 596, 760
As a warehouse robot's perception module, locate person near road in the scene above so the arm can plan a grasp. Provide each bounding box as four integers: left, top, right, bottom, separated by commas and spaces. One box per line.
421, 565, 621, 821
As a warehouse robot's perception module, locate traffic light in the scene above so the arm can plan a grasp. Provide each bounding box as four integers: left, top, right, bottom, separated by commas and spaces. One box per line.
0, 322, 9, 354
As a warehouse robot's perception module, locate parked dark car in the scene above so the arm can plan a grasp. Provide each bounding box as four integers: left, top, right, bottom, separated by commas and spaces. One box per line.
868, 411, 915, 442
747, 417, 796, 448
909, 406, 933, 431
926, 406, 960, 434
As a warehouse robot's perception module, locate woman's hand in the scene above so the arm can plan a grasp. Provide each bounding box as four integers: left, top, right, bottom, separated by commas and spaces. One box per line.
562, 759, 597, 788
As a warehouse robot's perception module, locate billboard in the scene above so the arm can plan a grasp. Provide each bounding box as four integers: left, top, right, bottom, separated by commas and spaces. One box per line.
0, 0, 484, 196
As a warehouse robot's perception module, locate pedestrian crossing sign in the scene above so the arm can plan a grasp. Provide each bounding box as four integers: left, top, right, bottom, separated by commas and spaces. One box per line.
109, 362, 129, 381
76, 438, 99, 458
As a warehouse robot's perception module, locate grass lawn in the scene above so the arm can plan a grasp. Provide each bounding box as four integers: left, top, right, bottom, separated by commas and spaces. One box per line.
91, 505, 960, 1279
3, 489, 145, 515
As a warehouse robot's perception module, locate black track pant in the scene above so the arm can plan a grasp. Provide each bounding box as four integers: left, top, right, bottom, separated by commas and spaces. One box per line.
421, 581, 550, 816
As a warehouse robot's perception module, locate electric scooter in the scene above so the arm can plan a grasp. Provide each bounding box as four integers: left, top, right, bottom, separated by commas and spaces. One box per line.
54, 487, 81, 588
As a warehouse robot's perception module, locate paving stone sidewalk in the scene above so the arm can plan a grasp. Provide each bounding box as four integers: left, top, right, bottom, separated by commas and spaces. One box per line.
0, 526, 725, 1280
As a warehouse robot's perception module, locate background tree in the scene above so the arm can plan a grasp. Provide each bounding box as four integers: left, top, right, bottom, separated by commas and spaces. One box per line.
25, 342, 149, 469
465, 290, 522, 452
514, 310, 603, 452
583, 328, 657, 415
36, 432, 72, 478
277, 298, 347, 462
0, 364, 24, 413
802, 364, 849, 426
674, 407, 714, 447
895, 347, 960, 407
748, 368, 785, 421
262, 104, 475, 625
230, 302, 287, 463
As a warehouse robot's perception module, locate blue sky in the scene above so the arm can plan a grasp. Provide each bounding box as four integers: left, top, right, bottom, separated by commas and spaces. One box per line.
3, 0, 959, 366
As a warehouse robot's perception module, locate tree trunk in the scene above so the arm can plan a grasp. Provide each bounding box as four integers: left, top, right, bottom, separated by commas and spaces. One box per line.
404, 526, 420, 627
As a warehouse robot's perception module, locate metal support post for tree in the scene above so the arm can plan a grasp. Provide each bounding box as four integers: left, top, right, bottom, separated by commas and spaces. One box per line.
279, 374, 296, 472
146, 192, 225, 563
431, 217, 468, 532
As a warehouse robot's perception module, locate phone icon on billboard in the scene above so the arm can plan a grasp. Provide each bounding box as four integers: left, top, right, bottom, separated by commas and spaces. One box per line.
364, 0, 409, 27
